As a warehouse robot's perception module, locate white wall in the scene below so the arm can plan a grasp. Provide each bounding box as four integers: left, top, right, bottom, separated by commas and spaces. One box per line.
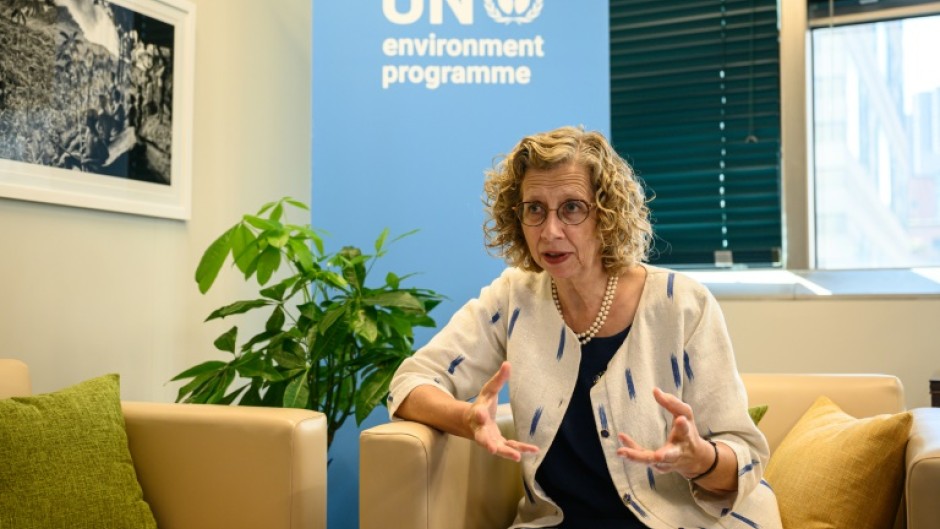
722, 297, 940, 409
0, 0, 311, 402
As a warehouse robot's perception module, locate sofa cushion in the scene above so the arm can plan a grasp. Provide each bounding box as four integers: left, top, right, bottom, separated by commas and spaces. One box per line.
0, 374, 157, 529
764, 395, 911, 529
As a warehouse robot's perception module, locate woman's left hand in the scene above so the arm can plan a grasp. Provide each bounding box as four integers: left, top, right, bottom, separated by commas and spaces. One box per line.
616, 387, 714, 478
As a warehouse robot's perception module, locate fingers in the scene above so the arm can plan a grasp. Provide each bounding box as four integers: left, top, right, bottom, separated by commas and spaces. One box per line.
479, 435, 539, 462
653, 387, 692, 418
479, 361, 511, 399
673, 415, 692, 439
616, 433, 655, 462
506, 440, 540, 454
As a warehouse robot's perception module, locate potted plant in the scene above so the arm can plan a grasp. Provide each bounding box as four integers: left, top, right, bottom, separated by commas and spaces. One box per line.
172, 197, 443, 447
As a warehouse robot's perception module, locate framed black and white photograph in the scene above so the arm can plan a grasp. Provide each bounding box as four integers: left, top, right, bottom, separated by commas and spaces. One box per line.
0, 0, 194, 219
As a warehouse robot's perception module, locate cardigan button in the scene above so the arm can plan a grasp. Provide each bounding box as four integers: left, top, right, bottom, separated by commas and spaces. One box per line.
600, 429, 610, 438
623, 493, 631, 503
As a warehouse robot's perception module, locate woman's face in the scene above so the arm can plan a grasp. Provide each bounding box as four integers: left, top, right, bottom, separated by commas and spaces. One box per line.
520, 162, 602, 281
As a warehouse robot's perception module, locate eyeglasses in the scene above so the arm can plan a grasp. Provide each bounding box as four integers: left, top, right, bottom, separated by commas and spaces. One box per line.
514, 200, 595, 227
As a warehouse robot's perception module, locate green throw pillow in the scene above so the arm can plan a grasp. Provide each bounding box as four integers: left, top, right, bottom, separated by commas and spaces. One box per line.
748, 404, 769, 425
0, 374, 157, 529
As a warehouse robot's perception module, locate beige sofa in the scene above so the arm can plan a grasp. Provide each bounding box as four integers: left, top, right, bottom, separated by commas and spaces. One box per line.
0, 359, 328, 529
360, 373, 940, 529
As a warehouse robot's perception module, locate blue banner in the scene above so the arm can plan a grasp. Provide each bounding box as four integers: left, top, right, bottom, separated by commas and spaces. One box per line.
312, 2, 609, 527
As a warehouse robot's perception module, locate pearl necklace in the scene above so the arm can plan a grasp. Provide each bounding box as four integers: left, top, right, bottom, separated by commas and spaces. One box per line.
551, 273, 619, 345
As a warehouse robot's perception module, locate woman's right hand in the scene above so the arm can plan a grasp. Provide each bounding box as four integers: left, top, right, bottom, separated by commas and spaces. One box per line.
464, 361, 539, 462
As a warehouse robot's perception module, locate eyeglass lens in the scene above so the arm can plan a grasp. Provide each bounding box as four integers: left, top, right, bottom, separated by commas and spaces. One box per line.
518, 200, 591, 226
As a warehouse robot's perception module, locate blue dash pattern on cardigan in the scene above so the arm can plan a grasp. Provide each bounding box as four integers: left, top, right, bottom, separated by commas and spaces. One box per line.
671, 354, 682, 389
623, 493, 647, 518
646, 467, 656, 490
739, 460, 759, 476
625, 369, 636, 400
447, 355, 465, 375
730, 512, 761, 528
491, 310, 501, 324
508, 307, 521, 338
556, 326, 565, 360
667, 272, 675, 299
598, 404, 608, 431
683, 350, 694, 380
529, 406, 543, 437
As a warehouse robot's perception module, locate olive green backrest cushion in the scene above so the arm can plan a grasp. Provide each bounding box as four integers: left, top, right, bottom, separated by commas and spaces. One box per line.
748, 404, 769, 425
0, 374, 157, 529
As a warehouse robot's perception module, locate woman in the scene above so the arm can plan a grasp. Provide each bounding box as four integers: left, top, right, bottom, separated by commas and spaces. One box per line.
389, 126, 781, 529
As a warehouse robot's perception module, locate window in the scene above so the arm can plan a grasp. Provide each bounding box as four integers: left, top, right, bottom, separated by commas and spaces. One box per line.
810, 4, 940, 269
609, 0, 782, 269
610, 1, 940, 277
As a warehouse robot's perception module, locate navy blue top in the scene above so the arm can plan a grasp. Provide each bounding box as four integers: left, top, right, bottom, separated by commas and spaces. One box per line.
535, 325, 645, 529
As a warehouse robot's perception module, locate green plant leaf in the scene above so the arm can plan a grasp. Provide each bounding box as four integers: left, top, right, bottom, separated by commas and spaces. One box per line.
361, 291, 425, 312
266, 229, 290, 249
284, 197, 310, 211
239, 379, 264, 406
266, 305, 286, 332
257, 199, 278, 215
259, 276, 298, 301
270, 202, 284, 222
213, 326, 238, 354
353, 309, 379, 343
318, 270, 348, 289
208, 368, 237, 402
385, 272, 400, 289
219, 384, 249, 405
272, 341, 307, 370
241, 329, 279, 351
355, 366, 396, 424
176, 373, 215, 403
337, 246, 366, 289
256, 245, 282, 285
206, 299, 270, 321
283, 372, 310, 409
390, 228, 419, 244
234, 351, 274, 379
317, 306, 346, 335
261, 380, 288, 407
288, 238, 315, 272
231, 224, 259, 274
374, 227, 390, 253
171, 360, 228, 382
243, 214, 280, 231
195, 226, 235, 294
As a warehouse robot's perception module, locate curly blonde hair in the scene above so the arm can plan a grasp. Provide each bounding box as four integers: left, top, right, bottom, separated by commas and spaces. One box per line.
483, 126, 652, 274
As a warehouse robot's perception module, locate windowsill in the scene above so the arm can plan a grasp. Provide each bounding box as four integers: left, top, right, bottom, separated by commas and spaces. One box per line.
684, 268, 940, 300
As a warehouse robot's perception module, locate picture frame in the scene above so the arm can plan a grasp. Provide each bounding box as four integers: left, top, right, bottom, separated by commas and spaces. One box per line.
0, 0, 195, 220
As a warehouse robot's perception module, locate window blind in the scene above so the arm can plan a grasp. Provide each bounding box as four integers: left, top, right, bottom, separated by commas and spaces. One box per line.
610, 0, 782, 267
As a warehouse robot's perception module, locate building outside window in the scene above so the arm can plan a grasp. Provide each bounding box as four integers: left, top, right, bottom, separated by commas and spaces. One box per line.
811, 8, 940, 269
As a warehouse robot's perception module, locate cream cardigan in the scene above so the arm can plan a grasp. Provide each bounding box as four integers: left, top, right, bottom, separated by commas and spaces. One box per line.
389, 265, 782, 529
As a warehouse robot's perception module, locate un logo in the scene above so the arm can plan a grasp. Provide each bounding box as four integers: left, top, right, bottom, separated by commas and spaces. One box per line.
484, 0, 543, 24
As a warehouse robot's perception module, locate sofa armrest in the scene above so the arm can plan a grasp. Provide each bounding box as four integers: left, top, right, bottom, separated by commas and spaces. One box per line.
906, 407, 940, 529
359, 405, 522, 529
122, 402, 327, 529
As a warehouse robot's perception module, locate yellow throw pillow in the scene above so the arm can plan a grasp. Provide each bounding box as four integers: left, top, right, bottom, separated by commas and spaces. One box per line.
764, 395, 911, 529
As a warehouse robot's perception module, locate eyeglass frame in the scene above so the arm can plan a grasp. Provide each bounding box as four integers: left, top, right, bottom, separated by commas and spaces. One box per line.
513, 199, 596, 227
